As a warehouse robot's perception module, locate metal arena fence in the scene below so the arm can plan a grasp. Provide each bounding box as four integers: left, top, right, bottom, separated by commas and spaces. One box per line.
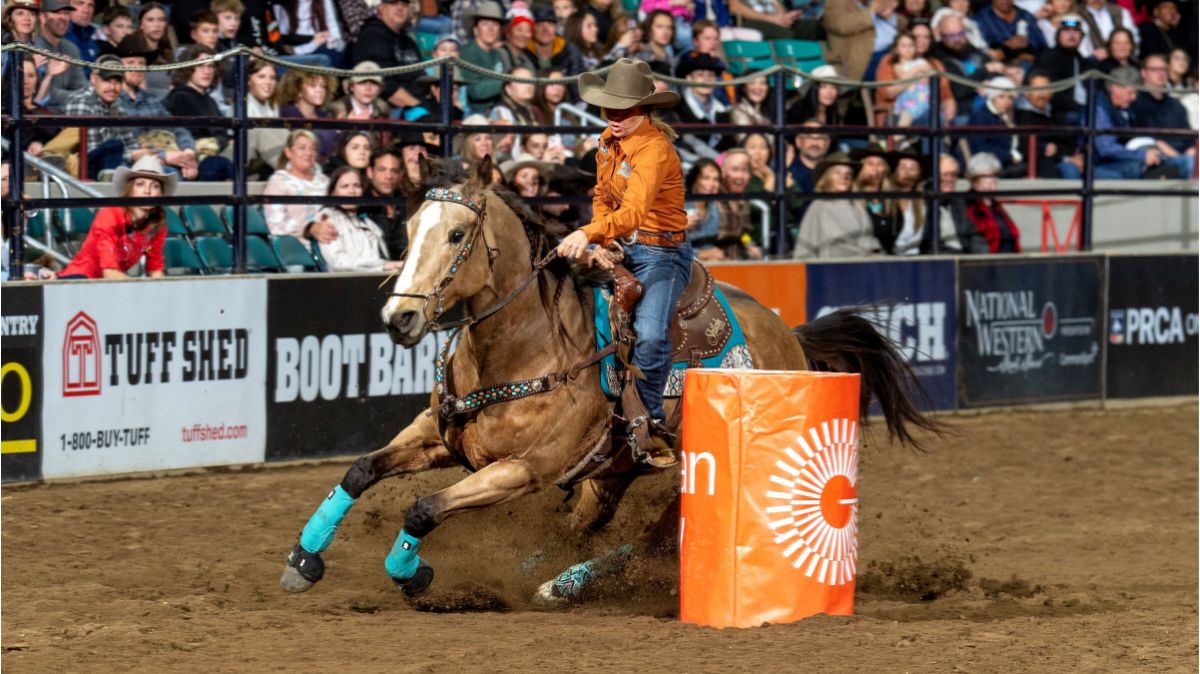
1, 42, 1197, 277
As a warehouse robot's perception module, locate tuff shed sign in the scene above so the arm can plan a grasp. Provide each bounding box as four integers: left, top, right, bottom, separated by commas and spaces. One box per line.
62, 311, 101, 396
42, 280, 267, 479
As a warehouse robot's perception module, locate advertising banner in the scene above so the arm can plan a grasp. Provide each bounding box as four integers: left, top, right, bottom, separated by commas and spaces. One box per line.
709, 262, 807, 327
266, 275, 441, 461
2, 285, 44, 482
958, 257, 1104, 407
1106, 255, 1199, 398
806, 259, 957, 410
41, 280, 268, 479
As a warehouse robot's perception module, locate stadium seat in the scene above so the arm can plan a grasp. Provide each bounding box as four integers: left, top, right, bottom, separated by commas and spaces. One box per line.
416, 31, 439, 55
165, 208, 190, 238
621, 0, 640, 12
245, 236, 283, 273
308, 240, 330, 272
25, 210, 45, 239
182, 204, 228, 237
221, 205, 271, 238
195, 236, 234, 273
67, 207, 94, 239
772, 39, 823, 64
723, 40, 774, 76
163, 237, 206, 276
273, 236, 321, 273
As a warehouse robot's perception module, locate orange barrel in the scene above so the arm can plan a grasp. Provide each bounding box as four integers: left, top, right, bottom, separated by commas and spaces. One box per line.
679, 369, 861, 628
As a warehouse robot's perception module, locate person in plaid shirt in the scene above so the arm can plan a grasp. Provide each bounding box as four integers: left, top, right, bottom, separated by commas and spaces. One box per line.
62, 54, 138, 180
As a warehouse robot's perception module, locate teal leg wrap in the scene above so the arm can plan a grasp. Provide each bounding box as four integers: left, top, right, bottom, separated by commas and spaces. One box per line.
385, 530, 422, 580
299, 485, 356, 553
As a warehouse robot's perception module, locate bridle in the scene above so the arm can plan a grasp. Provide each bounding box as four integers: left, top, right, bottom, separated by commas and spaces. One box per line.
386, 186, 559, 332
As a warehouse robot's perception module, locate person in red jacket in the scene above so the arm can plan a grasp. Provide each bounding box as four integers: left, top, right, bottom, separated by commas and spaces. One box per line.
58, 156, 175, 279
963, 152, 1021, 253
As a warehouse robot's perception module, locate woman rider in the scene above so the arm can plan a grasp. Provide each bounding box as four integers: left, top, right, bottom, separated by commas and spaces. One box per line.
554, 58, 691, 467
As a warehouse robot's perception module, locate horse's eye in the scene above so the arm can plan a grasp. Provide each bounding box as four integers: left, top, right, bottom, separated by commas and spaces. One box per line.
448, 229, 466, 244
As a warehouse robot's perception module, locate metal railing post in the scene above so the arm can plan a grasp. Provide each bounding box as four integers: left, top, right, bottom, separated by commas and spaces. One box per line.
1081, 76, 1097, 251
231, 52, 249, 272
6, 50, 27, 280
928, 71, 942, 254
772, 69, 788, 258
440, 59, 453, 158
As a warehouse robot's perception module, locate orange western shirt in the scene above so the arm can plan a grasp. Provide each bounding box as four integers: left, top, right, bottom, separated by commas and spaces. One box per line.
580, 119, 688, 246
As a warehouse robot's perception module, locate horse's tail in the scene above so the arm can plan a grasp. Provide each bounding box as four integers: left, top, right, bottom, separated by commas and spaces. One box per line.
793, 308, 947, 451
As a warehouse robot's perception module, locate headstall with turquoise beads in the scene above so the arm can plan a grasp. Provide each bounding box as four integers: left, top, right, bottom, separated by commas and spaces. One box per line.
387, 188, 489, 330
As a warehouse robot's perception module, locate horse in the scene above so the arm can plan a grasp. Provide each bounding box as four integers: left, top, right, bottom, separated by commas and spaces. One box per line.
279, 156, 942, 597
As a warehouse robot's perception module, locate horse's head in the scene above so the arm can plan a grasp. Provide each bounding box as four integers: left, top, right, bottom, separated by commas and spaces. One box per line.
381, 157, 499, 346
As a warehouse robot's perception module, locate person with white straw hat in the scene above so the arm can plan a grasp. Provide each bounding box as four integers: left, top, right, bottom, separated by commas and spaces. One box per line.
554, 58, 688, 468
57, 156, 177, 280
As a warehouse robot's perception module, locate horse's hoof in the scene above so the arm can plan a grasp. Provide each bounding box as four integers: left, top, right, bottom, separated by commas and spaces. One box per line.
280, 565, 315, 593
281, 542, 324, 593
531, 580, 569, 609
391, 560, 435, 597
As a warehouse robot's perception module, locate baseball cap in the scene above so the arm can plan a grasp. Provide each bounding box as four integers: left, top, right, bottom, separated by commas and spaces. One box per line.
532, 5, 557, 23
40, 0, 73, 12
1059, 14, 1084, 29
94, 54, 126, 80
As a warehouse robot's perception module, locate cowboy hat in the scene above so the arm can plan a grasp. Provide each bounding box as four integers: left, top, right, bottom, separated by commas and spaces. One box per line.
112, 155, 178, 195
578, 58, 679, 110
499, 153, 553, 182
849, 143, 889, 163
463, 1, 506, 33
99, 33, 159, 61
2, 0, 38, 22
395, 129, 441, 155
674, 53, 725, 79
343, 60, 383, 93
813, 151, 859, 184
886, 145, 930, 174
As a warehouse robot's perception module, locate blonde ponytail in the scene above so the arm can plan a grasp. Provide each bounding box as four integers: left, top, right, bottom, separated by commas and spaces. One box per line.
650, 112, 678, 142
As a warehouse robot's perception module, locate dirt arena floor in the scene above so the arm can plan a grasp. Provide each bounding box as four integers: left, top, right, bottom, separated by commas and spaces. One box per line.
2, 404, 1196, 673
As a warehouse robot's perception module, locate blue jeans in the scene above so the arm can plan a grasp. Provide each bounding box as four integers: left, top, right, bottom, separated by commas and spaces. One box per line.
417, 15, 453, 34
624, 241, 693, 421
87, 138, 126, 179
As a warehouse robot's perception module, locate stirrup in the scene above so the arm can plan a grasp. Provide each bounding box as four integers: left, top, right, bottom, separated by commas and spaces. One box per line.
630, 418, 679, 469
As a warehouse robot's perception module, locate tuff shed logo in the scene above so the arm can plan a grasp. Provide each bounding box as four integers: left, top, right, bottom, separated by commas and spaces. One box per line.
61, 311, 250, 396
63, 311, 102, 396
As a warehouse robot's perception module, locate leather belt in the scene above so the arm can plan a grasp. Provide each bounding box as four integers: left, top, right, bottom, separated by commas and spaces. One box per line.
629, 229, 687, 248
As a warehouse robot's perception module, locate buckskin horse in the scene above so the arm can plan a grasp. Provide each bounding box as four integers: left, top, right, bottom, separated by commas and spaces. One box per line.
279, 157, 942, 598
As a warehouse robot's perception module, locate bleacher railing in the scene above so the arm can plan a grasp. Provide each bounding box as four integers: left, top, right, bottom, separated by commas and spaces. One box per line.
2, 43, 1197, 280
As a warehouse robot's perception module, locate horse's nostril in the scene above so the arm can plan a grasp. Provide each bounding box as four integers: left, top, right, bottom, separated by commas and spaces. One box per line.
396, 310, 418, 331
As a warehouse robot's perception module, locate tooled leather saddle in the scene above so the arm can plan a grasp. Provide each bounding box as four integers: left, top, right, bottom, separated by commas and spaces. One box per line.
608, 260, 733, 370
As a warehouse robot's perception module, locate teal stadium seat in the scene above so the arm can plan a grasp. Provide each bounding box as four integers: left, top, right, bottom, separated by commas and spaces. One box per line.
163, 237, 206, 275
182, 204, 228, 237
165, 208, 190, 238
771, 39, 824, 64
272, 236, 321, 273
723, 40, 774, 76
67, 207, 94, 240
195, 237, 234, 272
416, 31, 438, 56
245, 236, 283, 272
221, 205, 272, 237
25, 210, 45, 239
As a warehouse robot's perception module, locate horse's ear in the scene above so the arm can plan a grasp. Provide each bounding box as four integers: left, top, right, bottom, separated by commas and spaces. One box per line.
418, 153, 438, 183
472, 154, 495, 189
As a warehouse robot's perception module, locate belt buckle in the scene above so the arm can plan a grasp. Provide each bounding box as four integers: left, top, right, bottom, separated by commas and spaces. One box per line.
621, 230, 638, 246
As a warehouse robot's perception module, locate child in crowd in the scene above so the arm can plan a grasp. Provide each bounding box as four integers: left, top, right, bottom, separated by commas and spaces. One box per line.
212, 0, 243, 52
887, 32, 935, 129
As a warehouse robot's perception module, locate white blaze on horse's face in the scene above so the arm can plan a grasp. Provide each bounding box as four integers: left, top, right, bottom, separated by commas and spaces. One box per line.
381, 201, 445, 343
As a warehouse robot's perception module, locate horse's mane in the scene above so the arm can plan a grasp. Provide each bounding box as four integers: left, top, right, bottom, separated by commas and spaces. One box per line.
410, 157, 607, 285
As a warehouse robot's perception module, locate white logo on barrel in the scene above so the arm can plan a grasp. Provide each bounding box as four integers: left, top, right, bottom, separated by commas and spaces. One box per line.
765, 418, 859, 586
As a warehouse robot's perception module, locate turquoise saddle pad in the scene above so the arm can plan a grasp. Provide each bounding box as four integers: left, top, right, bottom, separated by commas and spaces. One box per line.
592, 285, 753, 399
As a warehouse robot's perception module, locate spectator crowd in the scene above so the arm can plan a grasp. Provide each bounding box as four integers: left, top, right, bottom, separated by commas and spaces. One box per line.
1, 0, 1197, 272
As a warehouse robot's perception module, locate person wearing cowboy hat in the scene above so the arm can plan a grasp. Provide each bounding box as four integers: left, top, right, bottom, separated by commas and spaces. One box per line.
57, 156, 177, 279
792, 152, 883, 259
675, 53, 734, 155
2, 0, 38, 46
554, 58, 688, 467
404, 69, 468, 122
328, 61, 392, 121
500, 153, 554, 198
460, 0, 509, 108
350, 0, 424, 110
